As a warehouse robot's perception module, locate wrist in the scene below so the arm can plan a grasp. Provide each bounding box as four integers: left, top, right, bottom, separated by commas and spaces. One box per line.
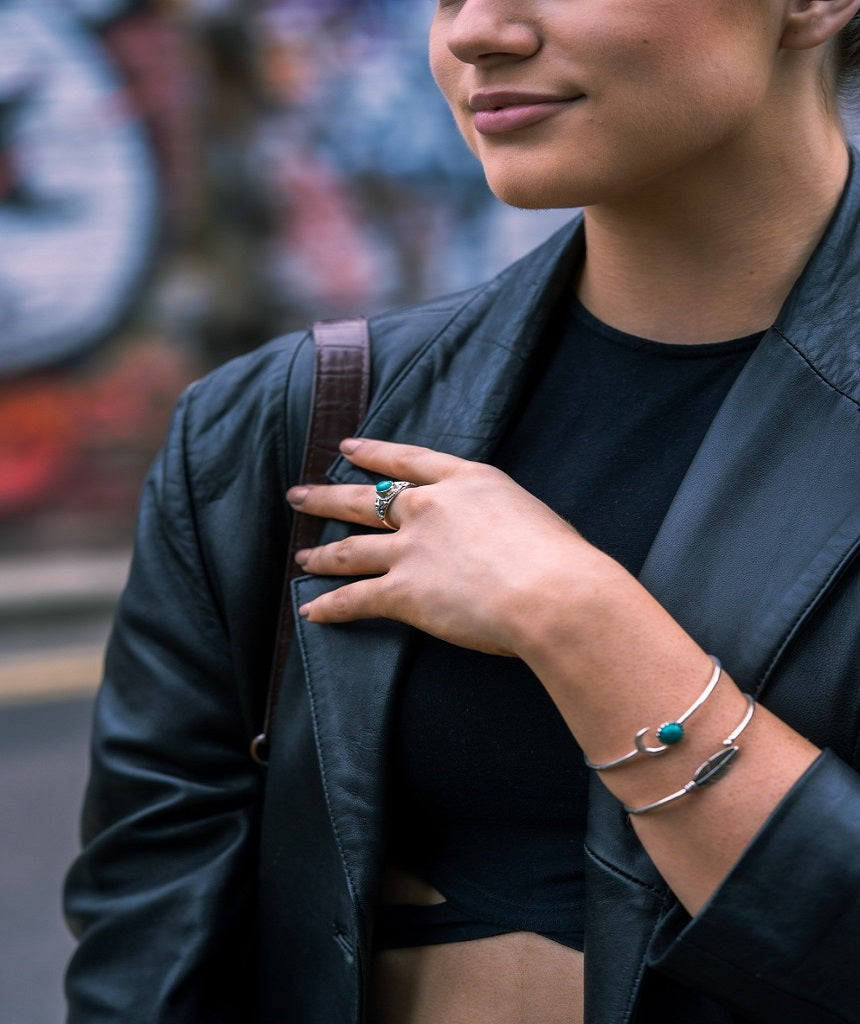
511, 542, 641, 669
512, 544, 718, 758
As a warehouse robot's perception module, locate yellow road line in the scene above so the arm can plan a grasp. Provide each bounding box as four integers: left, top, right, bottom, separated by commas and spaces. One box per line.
0, 646, 103, 706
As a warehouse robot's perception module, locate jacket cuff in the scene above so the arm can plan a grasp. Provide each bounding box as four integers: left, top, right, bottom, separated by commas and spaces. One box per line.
647, 749, 860, 1022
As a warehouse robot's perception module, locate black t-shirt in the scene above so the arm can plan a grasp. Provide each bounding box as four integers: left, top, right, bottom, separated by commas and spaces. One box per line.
378, 299, 761, 951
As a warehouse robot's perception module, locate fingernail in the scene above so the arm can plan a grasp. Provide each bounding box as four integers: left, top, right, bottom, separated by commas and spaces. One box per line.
298, 604, 310, 618
340, 438, 361, 455
287, 486, 309, 506
295, 549, 309, 566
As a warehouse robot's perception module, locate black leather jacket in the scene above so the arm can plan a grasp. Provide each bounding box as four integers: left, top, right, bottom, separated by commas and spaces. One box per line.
65, 151, 860, 1024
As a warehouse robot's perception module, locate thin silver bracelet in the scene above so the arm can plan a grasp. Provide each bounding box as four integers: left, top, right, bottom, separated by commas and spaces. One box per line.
623, 693, 756, 816
584, 656, 723, 771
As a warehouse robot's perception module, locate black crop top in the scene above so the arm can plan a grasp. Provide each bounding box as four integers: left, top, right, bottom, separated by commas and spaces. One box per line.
376, 298, 761, 952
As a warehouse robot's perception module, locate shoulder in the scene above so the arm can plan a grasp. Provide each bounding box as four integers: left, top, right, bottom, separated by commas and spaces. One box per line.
172, 329, 312, 505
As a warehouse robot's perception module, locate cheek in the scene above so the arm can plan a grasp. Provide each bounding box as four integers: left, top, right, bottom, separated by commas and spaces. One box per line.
591, 25, 770, 145
586, 2, 769, 95
429, 45, 482, 156
428, 20, 456, 111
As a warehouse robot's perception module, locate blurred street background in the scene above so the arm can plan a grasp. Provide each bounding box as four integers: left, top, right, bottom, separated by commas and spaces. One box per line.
2, 2, 859, 1021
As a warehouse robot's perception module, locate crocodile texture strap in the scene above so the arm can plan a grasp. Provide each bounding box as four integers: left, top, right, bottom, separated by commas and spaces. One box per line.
251, 316, 370, 765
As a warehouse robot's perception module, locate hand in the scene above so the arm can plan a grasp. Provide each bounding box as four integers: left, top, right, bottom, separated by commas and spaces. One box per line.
287, 437, 605, 656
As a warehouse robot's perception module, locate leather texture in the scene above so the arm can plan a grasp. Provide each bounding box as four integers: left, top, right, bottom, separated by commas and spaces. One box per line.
252, 316, 370, 765
64, 149, 860, 1023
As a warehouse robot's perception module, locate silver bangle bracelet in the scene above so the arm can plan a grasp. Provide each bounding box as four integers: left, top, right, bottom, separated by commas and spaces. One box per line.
584, 656, 723, 772
623, 693, 756, 816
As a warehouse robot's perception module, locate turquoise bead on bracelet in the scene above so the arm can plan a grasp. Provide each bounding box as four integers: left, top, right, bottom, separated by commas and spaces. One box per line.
584, 656, 723, 771
656, 721, 685, 745
623, 693, 756, 815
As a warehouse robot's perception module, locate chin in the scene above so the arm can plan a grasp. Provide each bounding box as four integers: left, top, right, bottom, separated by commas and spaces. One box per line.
484, 170, 587, 211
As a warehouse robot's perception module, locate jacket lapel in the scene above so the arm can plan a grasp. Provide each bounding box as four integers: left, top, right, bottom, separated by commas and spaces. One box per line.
292, 573, 414, 910
640, 147, 860, 694
292, 219, 584, 917
640, 326, 860, 694
328, 221, 585, 481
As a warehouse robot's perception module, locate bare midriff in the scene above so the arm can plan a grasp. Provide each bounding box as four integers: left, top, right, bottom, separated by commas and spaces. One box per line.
367, 867, 585, 1024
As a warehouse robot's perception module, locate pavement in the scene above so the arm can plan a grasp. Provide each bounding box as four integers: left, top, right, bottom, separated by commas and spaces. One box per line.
0, 549, 130, 1024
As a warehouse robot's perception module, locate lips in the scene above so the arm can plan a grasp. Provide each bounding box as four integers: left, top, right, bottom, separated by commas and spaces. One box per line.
469, 90, 582, 136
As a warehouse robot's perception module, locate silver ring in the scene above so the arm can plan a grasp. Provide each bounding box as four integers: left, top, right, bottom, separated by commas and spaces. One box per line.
374, 480, 417, 528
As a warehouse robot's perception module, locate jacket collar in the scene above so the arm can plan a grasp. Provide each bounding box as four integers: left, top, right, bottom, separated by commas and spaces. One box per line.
295, 145, 860, 941
327, 217, 585, 480
640, 146, 860, 691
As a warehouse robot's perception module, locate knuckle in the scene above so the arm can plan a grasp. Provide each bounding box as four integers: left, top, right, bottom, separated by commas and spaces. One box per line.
471, 461, 497, 482
409, 443, 433, 462
330, 586, 353, 615
383, 574, 409, 610
351, 487, 370, 517
400, 489, 422, 518
333, 537, 356, 569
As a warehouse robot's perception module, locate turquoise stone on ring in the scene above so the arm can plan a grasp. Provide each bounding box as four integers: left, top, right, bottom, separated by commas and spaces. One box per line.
657, 722, 685, 745
376, 480, 394, 494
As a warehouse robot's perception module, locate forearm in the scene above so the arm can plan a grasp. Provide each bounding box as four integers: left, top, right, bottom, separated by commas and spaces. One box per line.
516, 550, 820, 915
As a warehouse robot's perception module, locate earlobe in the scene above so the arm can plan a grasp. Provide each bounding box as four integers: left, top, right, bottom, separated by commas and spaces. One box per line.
781, 0, 860, 51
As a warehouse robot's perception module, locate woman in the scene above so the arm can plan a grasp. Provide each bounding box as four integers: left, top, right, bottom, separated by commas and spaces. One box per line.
64, 2, 860, 1022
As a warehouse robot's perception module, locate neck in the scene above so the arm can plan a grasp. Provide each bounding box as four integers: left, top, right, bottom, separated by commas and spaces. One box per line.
577, 126, 851, 344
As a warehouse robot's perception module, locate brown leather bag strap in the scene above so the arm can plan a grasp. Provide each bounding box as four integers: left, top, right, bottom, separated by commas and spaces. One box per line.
250, 316, 371, 766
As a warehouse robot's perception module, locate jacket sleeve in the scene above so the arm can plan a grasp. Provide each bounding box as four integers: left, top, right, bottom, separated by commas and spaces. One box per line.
647, 748, 860, 1023
62, 366, 285, 1023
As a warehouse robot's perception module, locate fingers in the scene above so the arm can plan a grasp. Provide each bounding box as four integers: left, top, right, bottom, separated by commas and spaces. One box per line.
288, 482, 385, 528
288, 481, 419, 529
298, 578, 386, 624
339, 437, 463, 485
287, 440, 470, 527
295, 533, 392, 577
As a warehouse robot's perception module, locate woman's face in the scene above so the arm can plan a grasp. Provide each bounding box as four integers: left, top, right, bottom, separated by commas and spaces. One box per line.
429, 0, 798, 209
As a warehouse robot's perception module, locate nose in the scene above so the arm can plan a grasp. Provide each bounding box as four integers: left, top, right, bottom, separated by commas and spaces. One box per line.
444, 0, 541, 67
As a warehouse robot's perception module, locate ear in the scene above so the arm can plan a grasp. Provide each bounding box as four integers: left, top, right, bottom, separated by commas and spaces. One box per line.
781, 0, 860, 50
